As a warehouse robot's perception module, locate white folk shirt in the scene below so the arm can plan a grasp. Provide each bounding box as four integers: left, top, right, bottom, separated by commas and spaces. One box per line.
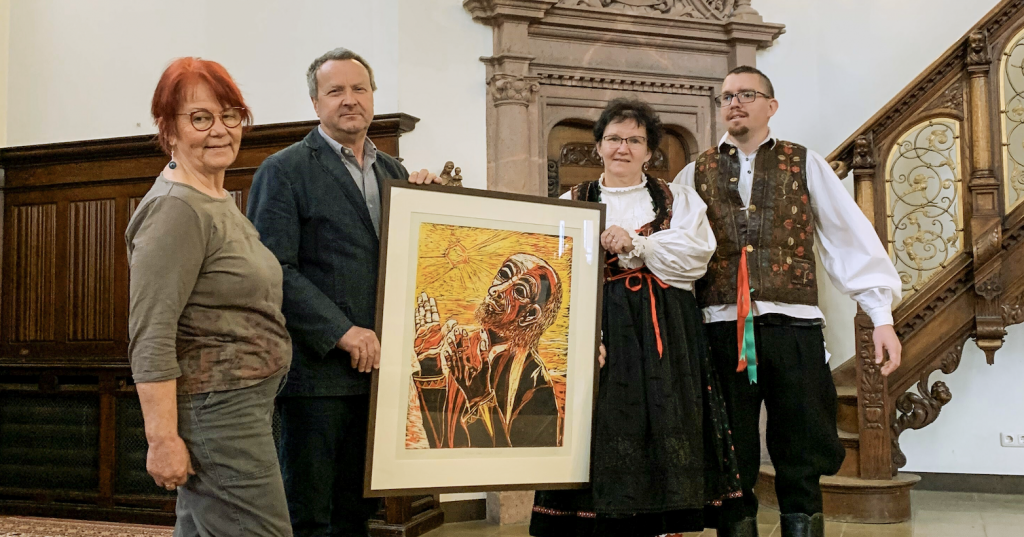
673, 132, 902, 328
560, 177, 717, 291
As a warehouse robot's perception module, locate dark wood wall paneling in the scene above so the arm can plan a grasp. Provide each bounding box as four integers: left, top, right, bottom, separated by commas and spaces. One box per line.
0, 115, 446, 535
0, 115, 417, 364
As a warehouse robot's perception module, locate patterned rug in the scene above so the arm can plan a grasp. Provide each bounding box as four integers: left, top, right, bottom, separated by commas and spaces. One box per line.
0, 516, 172, 537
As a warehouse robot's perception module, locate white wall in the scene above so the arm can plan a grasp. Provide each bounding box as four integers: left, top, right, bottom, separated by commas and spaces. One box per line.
2, 0, 490, 183
396, 0, 490, 188
898, 323, 1024, 476
757, 0, 1023, 476
4, 0, 401, 145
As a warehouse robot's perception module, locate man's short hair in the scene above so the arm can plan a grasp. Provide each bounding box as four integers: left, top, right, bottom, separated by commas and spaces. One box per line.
726, 65, 775, 98
307, 47, 377, 99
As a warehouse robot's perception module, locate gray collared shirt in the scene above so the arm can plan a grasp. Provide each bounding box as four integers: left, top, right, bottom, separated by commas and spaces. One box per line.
318, 125, 382, 236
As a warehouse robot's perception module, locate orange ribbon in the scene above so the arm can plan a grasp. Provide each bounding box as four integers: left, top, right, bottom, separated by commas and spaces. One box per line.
608, 267, 670, 358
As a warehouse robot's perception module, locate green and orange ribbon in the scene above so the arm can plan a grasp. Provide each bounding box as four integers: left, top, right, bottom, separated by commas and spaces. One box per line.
736, 249, 757, 384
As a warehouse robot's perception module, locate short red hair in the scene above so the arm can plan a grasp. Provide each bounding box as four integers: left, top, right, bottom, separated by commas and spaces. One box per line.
151, 57, 253, 155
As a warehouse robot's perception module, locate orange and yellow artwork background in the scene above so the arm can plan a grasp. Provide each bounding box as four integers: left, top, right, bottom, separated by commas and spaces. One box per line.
405, 223, 573, 447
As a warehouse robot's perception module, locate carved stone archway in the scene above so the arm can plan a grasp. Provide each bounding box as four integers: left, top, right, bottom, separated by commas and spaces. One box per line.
464, 0, 785, 195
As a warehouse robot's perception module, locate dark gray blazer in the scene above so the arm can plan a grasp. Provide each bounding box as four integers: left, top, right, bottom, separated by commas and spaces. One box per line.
247, 128, 409, 396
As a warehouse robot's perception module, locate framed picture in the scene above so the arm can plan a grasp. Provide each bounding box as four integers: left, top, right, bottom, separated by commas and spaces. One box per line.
365, 182, 605, 496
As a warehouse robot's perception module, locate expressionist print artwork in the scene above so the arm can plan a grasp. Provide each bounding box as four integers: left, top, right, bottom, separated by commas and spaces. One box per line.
367, 183, 602, 495
405, 224, 573, 450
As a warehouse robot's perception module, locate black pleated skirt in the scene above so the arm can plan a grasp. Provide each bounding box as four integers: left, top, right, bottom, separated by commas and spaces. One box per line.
530, 275, 742, 537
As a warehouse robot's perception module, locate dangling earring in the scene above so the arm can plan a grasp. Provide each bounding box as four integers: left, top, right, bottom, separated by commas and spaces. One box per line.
169, 150, 177, 170
642, 162, 650, 172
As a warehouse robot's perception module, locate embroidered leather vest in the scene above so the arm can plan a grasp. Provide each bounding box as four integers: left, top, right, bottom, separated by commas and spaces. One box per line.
693, 140, 817, 308
570, 177, 674, 278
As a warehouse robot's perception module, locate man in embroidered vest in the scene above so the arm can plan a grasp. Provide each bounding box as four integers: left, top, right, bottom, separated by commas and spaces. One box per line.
674, 66, 904, 537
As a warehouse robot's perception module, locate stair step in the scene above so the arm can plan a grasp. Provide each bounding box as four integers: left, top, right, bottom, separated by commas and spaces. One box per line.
837, 430, 860, 478
757, 464, 920, 523
836, 386, 859, 435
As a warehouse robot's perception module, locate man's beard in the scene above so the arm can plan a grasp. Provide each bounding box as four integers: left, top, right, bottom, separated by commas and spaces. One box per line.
475, 305, 542, 349
728, 125, 750, 138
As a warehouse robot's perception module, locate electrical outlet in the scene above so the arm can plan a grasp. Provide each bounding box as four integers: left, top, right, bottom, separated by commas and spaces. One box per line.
999, 433, 1024, 447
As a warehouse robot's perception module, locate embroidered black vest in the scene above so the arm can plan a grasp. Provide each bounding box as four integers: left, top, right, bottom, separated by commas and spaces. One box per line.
570, 177, 674, 278
692, 140, 818, 308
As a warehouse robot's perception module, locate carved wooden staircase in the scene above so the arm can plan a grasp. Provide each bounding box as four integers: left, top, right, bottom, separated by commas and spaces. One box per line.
755, 0, 1024, 523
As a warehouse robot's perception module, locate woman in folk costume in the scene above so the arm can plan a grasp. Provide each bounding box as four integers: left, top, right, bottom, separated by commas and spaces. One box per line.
530, 98, 742, 537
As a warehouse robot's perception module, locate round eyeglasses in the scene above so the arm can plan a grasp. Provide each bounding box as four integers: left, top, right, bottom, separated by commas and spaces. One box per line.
178, 108, 246, 131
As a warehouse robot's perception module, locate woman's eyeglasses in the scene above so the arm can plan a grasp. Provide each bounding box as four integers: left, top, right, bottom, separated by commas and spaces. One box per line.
179, 108, 246, 131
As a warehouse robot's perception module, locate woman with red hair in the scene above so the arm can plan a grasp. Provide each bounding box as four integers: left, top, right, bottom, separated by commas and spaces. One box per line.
125, 57, 292, 536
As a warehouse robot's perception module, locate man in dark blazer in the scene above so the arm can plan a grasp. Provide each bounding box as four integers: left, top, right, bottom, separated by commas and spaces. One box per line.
247, 47, 437, 537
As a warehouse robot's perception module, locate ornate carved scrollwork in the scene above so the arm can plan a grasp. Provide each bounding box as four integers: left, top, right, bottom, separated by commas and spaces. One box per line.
559, 142, 602, 168
1002, 289, 1024, 325
975, 227, 1001, 266
976, 275, 1004, 301
942, 82, 965, 113
857, 317, 886, 431
922, 82, 965, 116
890, 339, 966, 473
488, 74, 540, 106
559, 0, 737, 20
547, 159, 560, 197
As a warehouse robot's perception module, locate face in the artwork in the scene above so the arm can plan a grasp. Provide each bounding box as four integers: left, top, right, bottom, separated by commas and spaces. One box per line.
477, 254, 562, 345
597, 119, 652, 180
312, 59, 375, 143
719, 72, 778, 140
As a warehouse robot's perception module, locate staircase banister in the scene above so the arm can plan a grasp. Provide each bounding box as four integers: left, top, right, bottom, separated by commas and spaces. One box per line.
827, 0, 1024, 166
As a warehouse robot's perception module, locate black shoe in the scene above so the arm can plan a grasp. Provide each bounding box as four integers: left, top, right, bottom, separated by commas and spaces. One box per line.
779, 512, 825, 537
717, 516, 758, 537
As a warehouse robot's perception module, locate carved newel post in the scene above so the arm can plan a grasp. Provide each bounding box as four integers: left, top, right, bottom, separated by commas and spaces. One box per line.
966, 30, 1006, 364
847, 134, 893, 480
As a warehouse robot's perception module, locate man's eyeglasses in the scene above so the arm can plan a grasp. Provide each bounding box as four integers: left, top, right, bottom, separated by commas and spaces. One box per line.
602, 135, 647, 149
714, 90, 772, 108
178, 108, 246, 131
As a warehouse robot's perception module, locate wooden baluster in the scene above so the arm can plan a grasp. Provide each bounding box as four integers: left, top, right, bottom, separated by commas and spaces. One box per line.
966, 30, 1007, 364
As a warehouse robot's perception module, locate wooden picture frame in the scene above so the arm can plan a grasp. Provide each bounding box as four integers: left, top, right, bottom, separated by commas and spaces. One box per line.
365, 182, 605, 496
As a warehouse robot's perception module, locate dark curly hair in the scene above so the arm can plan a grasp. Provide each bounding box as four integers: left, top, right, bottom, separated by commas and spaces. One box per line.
593, 97, 663, 153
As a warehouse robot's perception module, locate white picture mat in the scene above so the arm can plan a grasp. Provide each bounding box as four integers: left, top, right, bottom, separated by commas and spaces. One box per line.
370, 187, 601, 492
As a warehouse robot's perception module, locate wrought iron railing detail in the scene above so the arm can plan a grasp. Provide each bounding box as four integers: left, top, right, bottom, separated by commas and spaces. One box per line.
1001, 26, 1024, 213
886, 119, 964, 296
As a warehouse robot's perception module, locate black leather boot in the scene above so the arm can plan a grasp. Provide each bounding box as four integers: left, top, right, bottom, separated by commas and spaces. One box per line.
717, 516, 759, 537
779, 513, 825, 537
